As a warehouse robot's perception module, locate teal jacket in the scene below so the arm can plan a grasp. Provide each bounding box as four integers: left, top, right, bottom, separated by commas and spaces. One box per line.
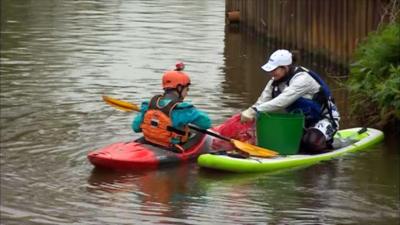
132, 98, 212, 133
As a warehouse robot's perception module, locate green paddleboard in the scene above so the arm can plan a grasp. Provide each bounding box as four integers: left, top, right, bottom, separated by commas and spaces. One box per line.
197, 128, 384, 173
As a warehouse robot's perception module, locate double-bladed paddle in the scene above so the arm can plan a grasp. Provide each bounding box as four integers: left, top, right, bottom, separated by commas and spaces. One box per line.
102, 95, 278, 158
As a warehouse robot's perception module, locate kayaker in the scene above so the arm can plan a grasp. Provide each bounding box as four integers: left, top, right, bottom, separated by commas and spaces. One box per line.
132, 62, 212, 152
240, 49, 340, 153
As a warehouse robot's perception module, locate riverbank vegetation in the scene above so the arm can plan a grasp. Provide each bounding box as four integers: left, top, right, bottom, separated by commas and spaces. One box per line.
346, 21, 400, 129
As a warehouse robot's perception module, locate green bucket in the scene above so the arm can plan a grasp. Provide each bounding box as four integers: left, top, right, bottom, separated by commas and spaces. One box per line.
256, 112, 305, 155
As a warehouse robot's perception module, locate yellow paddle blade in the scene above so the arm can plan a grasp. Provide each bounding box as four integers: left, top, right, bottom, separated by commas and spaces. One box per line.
231, 139, 278, 158
102, 96, 140, 112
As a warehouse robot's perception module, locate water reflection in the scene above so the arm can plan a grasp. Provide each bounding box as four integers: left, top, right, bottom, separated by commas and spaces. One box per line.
88, 165, 200, 205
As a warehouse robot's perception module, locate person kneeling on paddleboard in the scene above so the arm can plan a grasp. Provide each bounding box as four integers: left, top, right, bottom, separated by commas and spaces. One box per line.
132, 62, 211, 152
240, 49, 340, 153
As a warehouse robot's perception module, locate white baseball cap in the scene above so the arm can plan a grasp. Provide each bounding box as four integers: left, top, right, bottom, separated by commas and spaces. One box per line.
261, 49, 293, 72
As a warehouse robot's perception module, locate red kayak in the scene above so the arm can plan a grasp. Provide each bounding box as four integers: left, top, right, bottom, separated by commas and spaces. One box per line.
87, 114, 254, 170
88, 131, 214, 170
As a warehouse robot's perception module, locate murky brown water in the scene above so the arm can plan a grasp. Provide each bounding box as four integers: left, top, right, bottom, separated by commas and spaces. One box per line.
1, 0, 399, 224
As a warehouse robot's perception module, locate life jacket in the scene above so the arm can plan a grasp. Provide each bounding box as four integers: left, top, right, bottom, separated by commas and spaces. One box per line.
140, 95, 190, 150
271, 66, 337, 128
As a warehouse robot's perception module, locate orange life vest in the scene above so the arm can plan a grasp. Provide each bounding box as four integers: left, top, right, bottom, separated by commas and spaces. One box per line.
140, 95, 190, 149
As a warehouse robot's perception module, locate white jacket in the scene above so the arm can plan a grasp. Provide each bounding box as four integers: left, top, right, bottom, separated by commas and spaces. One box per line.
253, 71, 320, 112
252, 69, 340, 121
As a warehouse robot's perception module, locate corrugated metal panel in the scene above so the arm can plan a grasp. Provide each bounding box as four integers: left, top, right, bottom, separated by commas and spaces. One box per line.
225, 0, 391, 64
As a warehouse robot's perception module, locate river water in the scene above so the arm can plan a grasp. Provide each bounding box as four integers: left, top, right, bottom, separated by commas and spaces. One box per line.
1, 0, 399, 224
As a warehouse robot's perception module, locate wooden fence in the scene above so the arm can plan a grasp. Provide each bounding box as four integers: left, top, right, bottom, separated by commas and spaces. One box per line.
226, 0, 396, 64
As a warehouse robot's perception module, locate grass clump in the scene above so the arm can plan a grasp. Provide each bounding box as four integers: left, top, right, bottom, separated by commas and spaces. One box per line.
347, 22, 400, 128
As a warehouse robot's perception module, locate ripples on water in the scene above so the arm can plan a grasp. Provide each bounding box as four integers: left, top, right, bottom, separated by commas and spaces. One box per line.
1, 0, 399, 224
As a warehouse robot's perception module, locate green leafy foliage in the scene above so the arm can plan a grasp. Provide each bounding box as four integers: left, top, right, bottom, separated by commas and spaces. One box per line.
347, 22, 400, 127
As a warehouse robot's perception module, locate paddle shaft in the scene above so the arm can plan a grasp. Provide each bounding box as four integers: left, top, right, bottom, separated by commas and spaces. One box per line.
188, 124, 231, 142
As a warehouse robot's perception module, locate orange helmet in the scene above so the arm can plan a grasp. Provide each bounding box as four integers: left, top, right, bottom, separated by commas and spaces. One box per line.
162, 70, 191, 90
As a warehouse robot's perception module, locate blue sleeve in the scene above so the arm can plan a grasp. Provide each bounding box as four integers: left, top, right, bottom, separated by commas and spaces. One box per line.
171, 102, 212, 129
191, 110, 212, 129
132, 102, 149, 133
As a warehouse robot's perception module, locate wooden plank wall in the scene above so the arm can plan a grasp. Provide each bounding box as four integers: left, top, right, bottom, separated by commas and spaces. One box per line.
226, 0, 389, 64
